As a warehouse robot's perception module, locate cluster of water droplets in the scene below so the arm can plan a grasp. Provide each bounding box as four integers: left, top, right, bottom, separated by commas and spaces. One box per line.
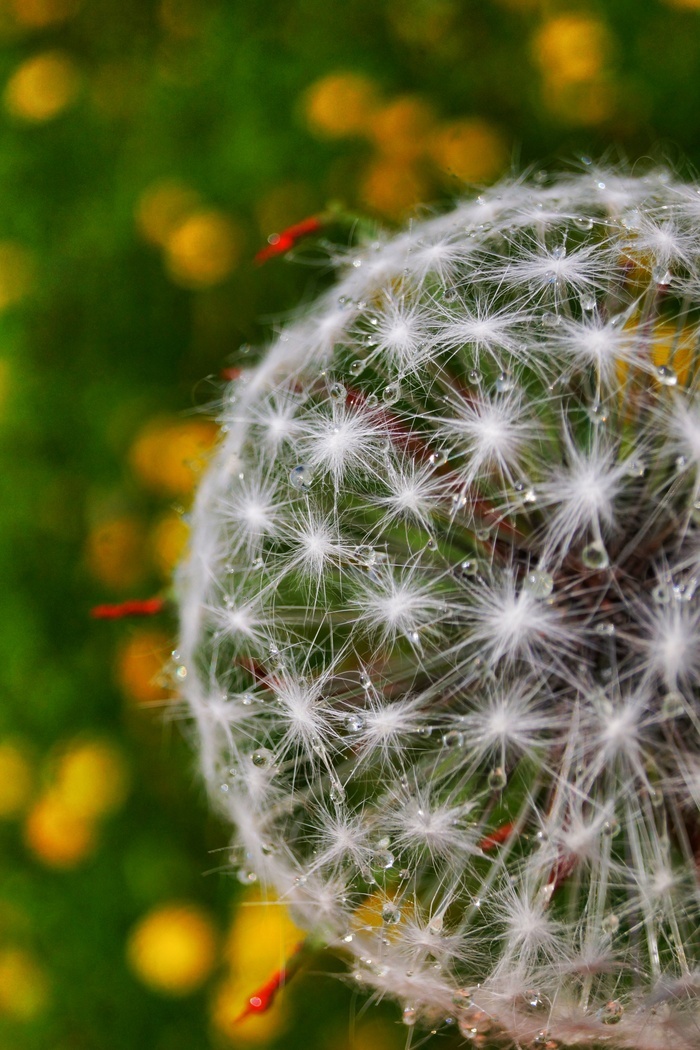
177, 169, 700, 1049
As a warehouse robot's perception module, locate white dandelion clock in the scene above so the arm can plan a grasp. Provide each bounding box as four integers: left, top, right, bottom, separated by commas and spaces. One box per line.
176, 170, 700, 1049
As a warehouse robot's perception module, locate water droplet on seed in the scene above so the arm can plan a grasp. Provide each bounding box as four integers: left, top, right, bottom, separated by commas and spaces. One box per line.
442, 729, 464, 748
365, 393, 379, 408
574, 216, 594, 231
373, 849, 395, 870
656, 364, 677, 386
290, 464, 313, 491
661, 691, 685, 719
598, 1000, 624, 1025
495, 371, 514, 393
402, 1006, 417, 1026
330, 381, 347, 402
581, 541, 609, 570
251, 748, 274, 769
383, 383, 400, 405
488, 766, 507, 790
382, 902, 401, 924
523, 570, 554, 599
344, 713, 365, 733
580, 293, 596, 311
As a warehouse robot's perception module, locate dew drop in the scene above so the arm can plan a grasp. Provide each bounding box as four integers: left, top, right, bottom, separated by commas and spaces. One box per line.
457, 559, 479, 576
551, 245, 566, 261
344, 713, 365, 733
428, 449, 449, 468
425, 534, 438, 551
452, 988, 475, 1009
656, 364, 677, 387
329, 781, 345, 804
442, 729, 464, 748
289, 464, 313, 491
467, 368, 480, 385
382, 902, 401, 925
241, 692, 255, 706
251, 748, 274, 769
261, 841, 276, 856
625, 457, 646, 478
373, 849, 395, 870
651, 582, 670, 605
603, 817, 620, 837
175, 665, 188, 680
350, 359, 365, 375
359, 670, 372, 690
366, 393, 379, 408
581, 541, 609, 570
330, 381, 347, 402
523, 570, 554, 599
514, 480, 537, 504
337, 295, 353, 310
598, 1000, 624, 1025
495, 371, 514, 393
602, 912, 619, 935
574, 216, 594, 231
237, 869, 258, 884
442, 285, 458, 302
652, 266, 673, 288
661, 691, 685, 719
523, 990, 546, 1012
587, 401, 608, 425
383, 383, 400, 405
580, 293, 596, 311
171, 649, 181, 661
402, 1006, 417, 1026
488, 766, 507, 790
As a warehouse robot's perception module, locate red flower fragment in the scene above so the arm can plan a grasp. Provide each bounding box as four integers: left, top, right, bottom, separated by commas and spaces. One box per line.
235, 941, 305, 1022
254, 216, 324, 265
90, 597, 166, 620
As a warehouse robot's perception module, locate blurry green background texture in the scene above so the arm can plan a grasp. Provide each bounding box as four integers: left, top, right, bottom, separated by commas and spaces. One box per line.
1, 0, 699, 1047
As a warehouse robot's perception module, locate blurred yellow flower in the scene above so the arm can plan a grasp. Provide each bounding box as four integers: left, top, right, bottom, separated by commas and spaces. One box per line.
0, 948, 50, 1020
84, 514, 147, 591
651, 321, 695, 387
0, 241, 35, 310
129, 417, 218, 496
429, 118, 507, 183
360, 156, 430, 218
150, 511, 189, 578
165, 210, 242, 288
212, 892, 304, 1043
127, 902, 218, 995
0, 741, 33, 818
54, 739, 129, 820
116, 629, 173, 706
5, 50, 80, 121
369, 95, 436, 161
532, 15, 611, 86
10, 0, 80, 27
24, 790, 96, 868
303, 71, 379, 138
135, 179, 202, 247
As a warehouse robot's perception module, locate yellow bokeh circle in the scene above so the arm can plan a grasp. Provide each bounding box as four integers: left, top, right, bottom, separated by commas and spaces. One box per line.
127, 903, 217, 995
303, 71, 379, 138
5, 50, 80, 121
165, 210, 241, 288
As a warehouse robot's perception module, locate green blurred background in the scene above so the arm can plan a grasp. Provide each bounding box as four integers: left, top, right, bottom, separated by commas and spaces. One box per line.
1, 0, 699, 1047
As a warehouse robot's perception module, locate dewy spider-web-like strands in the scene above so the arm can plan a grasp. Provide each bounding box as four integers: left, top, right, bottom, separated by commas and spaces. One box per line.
176, 170, 700, 1049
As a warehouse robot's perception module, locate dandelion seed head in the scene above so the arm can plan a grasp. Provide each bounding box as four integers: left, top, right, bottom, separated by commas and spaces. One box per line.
177, 169, 700, 1048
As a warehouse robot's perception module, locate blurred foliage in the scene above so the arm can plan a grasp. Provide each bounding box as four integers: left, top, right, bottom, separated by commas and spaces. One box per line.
0, 0, 699, 1046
